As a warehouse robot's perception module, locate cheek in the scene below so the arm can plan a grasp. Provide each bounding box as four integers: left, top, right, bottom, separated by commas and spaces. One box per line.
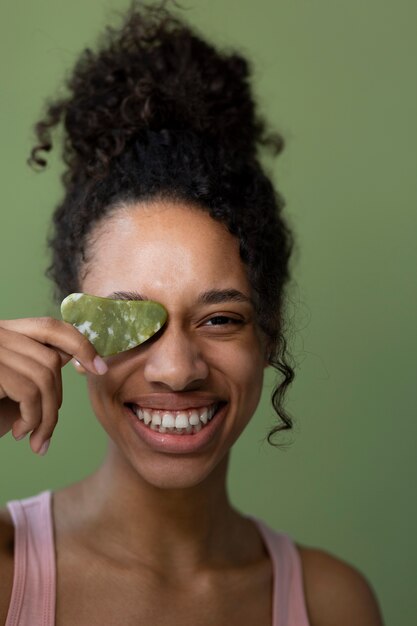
204, 336, 265, 402
218, 345, 265, 439
238, 357, 265, 416
85, 373, 122, 435
85, 332, 265, 411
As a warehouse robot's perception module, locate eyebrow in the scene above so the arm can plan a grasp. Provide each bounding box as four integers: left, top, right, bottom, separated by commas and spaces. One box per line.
106, 289, 253, 306
198, 289, 253, 306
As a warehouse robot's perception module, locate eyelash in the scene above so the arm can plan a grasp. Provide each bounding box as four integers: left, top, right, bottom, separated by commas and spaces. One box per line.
204, 316, 244, 327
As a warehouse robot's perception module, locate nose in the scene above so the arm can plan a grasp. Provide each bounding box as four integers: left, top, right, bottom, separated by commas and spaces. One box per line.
143, 324, 209, 390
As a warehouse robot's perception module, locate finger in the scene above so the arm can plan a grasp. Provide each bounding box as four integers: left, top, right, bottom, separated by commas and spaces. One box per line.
0, 328, 63, 408
0, 318, 108, 375
0, 399, 19, 437
0, 347, 62, 452
0, 358, 42, 437
0, 344, 60, 445
23, 360, 60, 453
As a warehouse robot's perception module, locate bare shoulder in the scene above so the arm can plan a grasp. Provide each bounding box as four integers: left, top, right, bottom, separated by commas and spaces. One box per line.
0, 506, 15, 623
296, 543, 384, 626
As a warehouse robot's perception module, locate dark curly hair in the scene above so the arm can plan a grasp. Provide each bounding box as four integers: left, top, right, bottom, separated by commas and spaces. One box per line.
28, 0, 295, 446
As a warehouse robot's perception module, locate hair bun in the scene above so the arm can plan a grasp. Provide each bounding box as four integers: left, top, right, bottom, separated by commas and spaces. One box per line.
30, 0, 284, 184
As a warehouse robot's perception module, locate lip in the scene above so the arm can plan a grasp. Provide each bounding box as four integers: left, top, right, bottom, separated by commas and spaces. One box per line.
124, 402, 228, 454
123, 393, 224, 411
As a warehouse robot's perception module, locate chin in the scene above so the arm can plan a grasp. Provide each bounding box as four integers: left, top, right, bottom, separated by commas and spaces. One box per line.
127, 452, 228, 491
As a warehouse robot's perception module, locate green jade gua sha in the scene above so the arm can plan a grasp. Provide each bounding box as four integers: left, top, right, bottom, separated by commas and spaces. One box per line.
61, 293, 168, 357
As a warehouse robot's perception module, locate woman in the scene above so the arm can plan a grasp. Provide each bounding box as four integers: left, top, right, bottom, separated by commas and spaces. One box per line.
0, 1, 383, 624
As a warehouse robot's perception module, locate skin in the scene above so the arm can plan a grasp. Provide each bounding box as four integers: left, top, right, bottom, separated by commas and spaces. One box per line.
0, 200, 384, 625
79, 199, 268, 491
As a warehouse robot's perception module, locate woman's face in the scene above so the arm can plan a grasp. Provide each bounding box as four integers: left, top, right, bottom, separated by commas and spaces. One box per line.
81, 200, 268, 489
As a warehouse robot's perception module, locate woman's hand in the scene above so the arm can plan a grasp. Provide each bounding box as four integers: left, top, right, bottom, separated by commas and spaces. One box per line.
0, 317, 108, 455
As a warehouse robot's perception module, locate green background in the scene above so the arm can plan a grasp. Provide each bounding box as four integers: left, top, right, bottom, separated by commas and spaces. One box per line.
1, 1, 416, 624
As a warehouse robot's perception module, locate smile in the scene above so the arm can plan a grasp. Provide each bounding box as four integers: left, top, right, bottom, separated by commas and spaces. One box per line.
127, 403, 221, 435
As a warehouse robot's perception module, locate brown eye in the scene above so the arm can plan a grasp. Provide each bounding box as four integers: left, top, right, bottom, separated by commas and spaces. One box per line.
205, 316, 243, 326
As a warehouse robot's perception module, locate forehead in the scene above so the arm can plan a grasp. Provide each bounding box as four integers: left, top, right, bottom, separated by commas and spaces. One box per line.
82, 200, 251, 302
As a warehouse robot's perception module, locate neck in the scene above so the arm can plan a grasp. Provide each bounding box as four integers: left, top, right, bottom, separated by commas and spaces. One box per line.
70, 442, 252, 573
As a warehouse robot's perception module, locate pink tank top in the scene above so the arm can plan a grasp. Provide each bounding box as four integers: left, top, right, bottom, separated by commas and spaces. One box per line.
6, 490, 311, 626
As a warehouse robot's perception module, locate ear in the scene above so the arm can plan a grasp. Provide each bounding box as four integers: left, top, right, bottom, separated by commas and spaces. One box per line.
71, 358, 87, 375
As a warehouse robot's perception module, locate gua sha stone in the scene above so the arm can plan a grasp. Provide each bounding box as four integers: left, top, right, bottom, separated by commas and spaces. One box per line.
61, 293, 168, 357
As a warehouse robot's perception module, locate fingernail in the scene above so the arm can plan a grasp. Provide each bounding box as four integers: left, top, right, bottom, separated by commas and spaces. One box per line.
14, 432, 28, 441
93, 355, 108, 375
38, 438, 51, 456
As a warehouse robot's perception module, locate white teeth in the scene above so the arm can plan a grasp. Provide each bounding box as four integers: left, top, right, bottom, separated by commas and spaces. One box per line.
175, 412, 189, 428
143, 410, 152, 425
151, 413, 162, 426
131, 403, 222, 434
162, 413, 175, 428
189, 410, 200, 426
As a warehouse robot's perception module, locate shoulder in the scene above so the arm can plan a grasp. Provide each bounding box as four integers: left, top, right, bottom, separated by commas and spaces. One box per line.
0, 506, 15, 622
295, 543, 384, 626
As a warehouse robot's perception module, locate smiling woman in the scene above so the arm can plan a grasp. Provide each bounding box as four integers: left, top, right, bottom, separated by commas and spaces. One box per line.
77, 203, 267, 475
0, 1, 384, 625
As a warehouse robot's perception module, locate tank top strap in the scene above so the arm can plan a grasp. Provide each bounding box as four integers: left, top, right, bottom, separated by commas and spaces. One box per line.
249, 516, 311, 626
5, 490, 56, 626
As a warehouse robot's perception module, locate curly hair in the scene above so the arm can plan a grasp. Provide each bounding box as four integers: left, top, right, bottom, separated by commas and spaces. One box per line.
28, 0, 295, 446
